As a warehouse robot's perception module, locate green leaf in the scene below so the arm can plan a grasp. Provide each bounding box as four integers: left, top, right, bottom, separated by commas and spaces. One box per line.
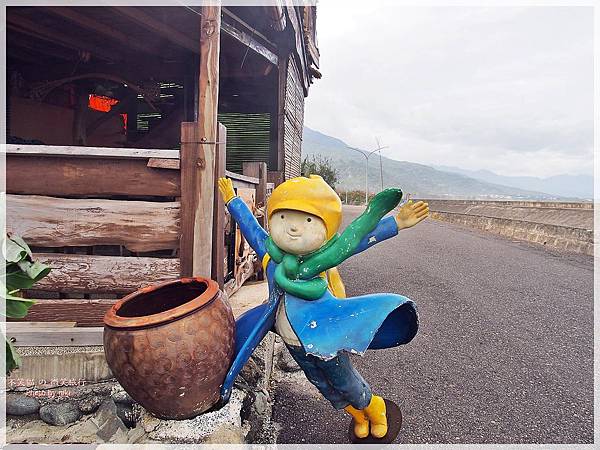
18, 260, 51, 283
3, 294, 36, 319
6, 270, 38, 292
6, 338, 21, 375
3, 238, 28, 264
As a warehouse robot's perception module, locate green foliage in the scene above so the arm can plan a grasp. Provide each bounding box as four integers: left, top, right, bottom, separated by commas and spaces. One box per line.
301, 155, 340, 190
2, 234, 50, 374
338, 190, 376, 205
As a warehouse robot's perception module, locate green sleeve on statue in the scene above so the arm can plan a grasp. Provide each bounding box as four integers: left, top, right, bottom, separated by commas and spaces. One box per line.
298, 188, 402, 279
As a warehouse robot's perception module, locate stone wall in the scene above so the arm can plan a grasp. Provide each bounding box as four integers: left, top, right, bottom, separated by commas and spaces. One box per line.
6, 333, 278, 445
421, 200, 593, 256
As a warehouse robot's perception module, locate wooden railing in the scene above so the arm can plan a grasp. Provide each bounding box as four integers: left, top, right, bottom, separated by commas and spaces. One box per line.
5, 124, 271, 336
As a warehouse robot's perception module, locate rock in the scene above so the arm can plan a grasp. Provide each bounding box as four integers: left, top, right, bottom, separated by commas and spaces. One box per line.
6, 416, 101, 444
126, 426, 147, 444
39, 402, 82, 426
240, 357, 262, 386
78, 395, 103, 414
92, 398, 128, 443
202, 425, 246, 444
276, 347, 301, 372
6, 394, 40, 416
111, 389, 135, 406
92, 398, 118, 427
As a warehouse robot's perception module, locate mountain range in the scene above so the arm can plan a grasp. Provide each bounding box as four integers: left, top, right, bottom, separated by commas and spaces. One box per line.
301, 126, 591, 200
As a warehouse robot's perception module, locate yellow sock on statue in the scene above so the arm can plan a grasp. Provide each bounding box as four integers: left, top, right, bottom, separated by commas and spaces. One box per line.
364, 395, 387, 438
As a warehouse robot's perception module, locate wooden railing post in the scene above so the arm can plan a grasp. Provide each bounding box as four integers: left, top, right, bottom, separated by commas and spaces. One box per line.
180, 4, 221, 279
242, 162, 268, 215
180, 123, 215, 278
211, 123, 227, 288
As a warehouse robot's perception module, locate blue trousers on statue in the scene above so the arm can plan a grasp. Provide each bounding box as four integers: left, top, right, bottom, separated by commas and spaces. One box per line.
286, 345, 372, 410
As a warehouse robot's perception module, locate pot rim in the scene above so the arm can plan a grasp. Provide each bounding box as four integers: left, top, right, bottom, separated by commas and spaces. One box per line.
103, 277, 219, 329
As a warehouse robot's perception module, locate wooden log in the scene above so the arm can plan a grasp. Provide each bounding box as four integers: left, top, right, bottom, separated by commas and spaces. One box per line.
7, 155, 181, 197
7, 326, 104, 347
6, 144, 179, 160
6, 194, 180, 252
32, 253, 180, 294
212, 124, 227, 288
9, 299, 117, 327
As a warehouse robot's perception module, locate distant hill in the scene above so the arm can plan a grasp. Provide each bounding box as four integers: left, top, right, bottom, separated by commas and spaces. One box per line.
433, 165, 593, 200
302, 126, 565, 200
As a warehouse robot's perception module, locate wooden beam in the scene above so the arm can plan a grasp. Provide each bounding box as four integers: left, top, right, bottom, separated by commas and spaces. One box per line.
7, 155, 181, 198
6, 144, 180, 160
221, 20, 278, 66
212, 123, 227, 288
147, 158, 181, 170
7, 326, 104, 347
43, 6, 157, 56
33, 253, 180, 294
10, 299, 117, 327
6, 15, 118, 62
225, 170, 259, 185
113, 7, 200, 54
6, 194, 180, 252
222, 7, 277, 46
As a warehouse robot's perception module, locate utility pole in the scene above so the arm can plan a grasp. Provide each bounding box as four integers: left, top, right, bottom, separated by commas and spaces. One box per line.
376, 137, 384, 191
346, 141, 388, 205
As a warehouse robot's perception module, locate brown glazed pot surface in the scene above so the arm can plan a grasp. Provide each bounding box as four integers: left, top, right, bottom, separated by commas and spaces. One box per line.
103, 277, 235, 420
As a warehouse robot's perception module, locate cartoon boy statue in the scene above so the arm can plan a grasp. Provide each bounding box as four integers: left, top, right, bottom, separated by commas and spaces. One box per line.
218, 175, 428, 441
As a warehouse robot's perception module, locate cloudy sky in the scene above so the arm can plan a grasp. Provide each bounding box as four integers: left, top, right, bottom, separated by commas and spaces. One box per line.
304, 3, 593, 178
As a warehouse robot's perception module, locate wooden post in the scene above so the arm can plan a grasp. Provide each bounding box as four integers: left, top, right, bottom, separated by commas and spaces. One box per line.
242, 162, 267, 213
180, 123, 215, 278
242, 162, 267, 281
211, 123, 227, 288
180, 4, 222, 278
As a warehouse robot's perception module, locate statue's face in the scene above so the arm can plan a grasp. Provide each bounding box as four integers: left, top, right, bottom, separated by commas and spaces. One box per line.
269, 209, 327, 255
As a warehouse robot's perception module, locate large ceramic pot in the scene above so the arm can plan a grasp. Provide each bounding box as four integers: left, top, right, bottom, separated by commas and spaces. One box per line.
103, 277, 235, 419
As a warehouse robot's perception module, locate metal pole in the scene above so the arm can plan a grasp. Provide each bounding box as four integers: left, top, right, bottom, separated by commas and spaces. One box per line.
365, 158, 369, 204
346, 144, 388, 206
375, 137, 384, 191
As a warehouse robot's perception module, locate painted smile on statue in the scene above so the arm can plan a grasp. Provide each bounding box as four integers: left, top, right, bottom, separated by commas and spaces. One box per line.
269, 209, 327, 255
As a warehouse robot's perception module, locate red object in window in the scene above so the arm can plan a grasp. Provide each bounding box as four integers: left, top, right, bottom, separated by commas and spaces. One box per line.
121, 113, 128, 132
89, 94, 119, 112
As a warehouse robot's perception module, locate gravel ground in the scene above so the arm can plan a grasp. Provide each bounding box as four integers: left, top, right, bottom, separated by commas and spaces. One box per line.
272, 210, 594, 444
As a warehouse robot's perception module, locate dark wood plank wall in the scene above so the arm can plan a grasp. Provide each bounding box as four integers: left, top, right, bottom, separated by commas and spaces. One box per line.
283, 56, 305, 179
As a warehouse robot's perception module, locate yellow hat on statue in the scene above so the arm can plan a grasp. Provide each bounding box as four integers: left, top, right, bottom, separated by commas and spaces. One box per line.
267, 175, 342, 240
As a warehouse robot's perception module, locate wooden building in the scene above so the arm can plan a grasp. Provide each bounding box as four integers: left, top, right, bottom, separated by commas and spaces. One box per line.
5, 5, 320, 331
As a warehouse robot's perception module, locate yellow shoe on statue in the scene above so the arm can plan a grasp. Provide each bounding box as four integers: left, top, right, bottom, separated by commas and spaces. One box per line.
344, 405, 369, 439
364, 395, 388, 438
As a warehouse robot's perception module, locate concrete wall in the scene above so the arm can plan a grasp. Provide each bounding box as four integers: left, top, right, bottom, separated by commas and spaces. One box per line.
420, 200, 593, 256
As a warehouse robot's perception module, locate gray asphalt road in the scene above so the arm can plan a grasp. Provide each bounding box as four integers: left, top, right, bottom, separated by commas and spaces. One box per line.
272, 209, 593, 444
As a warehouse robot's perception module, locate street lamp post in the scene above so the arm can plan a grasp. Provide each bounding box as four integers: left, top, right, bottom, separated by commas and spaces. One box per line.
346, 144, 388, 205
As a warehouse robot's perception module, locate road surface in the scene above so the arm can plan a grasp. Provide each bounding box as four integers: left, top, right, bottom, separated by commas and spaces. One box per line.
272, 208, 593, 444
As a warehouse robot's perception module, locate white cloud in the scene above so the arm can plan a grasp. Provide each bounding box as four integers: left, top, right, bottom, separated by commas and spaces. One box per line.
305, 4, 593, 178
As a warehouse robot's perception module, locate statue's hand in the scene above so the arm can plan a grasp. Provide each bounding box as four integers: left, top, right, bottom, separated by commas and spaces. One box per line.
218, 177, 236, 203
395, 200, 429, 230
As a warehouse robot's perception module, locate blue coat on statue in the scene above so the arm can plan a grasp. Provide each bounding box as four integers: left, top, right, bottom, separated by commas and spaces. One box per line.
219, 197, 419, 403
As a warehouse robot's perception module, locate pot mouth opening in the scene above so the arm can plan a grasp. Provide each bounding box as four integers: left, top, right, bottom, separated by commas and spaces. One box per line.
116, 280, 208, 318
